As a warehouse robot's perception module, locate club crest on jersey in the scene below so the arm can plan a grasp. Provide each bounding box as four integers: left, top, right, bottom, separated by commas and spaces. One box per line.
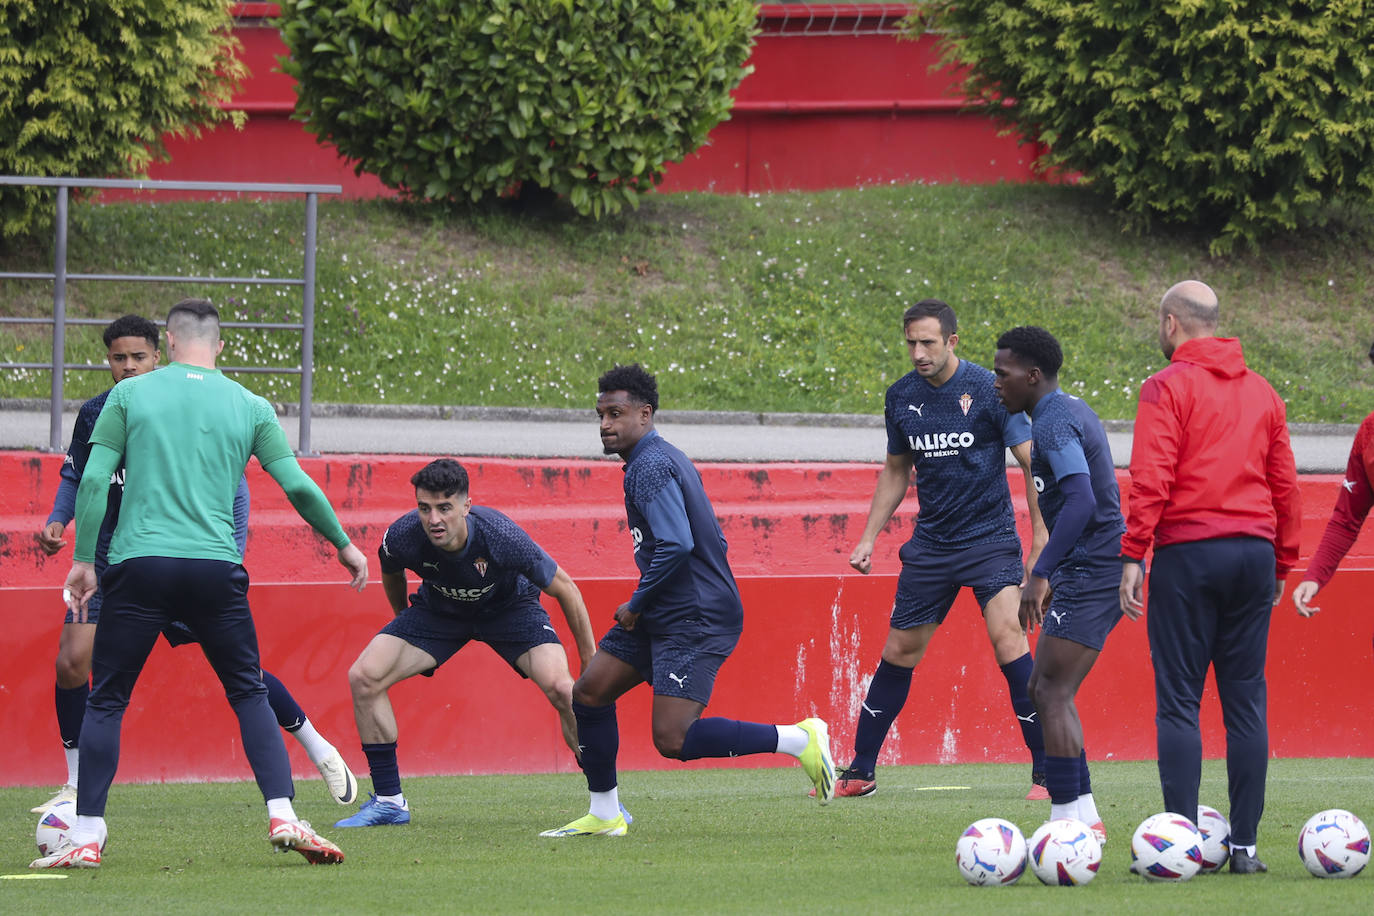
473, 557, 488, 577
959, 392, 972, 415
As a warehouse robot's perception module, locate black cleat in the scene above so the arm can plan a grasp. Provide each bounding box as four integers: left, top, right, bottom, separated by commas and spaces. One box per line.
1229, 849, 1268, 874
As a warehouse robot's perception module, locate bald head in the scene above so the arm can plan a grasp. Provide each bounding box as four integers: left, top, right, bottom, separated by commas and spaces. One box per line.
1160, 281, 1219, 334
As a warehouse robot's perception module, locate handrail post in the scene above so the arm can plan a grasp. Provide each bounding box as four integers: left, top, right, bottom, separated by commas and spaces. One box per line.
298, 191, 318, 457
49, 185, 69, 453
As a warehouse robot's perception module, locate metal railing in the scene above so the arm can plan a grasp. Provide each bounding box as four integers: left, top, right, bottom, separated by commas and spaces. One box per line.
760, 3, 912, 36
0, 175, 341, 455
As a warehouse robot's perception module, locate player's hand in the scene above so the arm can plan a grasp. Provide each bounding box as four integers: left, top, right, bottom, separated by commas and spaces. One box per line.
1019, 575, 1050, 633
1292, 580, 1321, 617
35, 521, 67, 556
1119, 561, 1145, 620
1271, 576, 1286, 608
337, 543, 369, 591
64, 562, 97, 616
614, 601, 639, 632
848, 540, 875, 575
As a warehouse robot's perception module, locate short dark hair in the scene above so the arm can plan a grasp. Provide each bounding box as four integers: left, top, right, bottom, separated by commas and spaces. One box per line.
597, 363, 659, 412
996, 325, 1063, 379
166, 298, 220, 342
902, 299, 957, 338
103, 314, 159, 350
411, 458, 469, 498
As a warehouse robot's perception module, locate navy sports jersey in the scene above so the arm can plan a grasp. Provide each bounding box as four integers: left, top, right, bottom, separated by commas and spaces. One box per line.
621, 430, 743, 638
378, 506, 557, 617
48, 387, 250, 564
884, 359, 1031, 549
1029, 389, 1125, 567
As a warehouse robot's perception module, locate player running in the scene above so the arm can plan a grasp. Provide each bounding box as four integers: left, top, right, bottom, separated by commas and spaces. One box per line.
993, 326, 1124, 846
334, 458, 596, 828
541, 364, 834, 838
37, 299, 365, 869
835, 299, 1048, 799
30, 315, 356, 818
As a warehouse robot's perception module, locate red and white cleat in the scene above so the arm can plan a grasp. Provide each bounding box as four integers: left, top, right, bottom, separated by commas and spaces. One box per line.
269, 817, 345, 865
30, 841, 101, 870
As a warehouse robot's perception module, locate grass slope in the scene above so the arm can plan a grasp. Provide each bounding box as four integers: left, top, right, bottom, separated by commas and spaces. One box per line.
1, 184, 1371, 422
4, 760, 1372, 913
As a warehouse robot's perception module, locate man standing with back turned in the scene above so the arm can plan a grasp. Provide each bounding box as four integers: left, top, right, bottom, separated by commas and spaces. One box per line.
36, 298, 368, 869
1119, 280, 1300, 875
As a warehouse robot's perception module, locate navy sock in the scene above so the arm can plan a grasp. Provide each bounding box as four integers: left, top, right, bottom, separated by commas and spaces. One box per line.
56, 682, 89, 748
999, 652, 1045, 772
573, 702, 619, 793
261, 670, 306, 732
1078, 749, 1093, 796
1045, 754, 1079, 806
851, 659, 913, 776
680, 717, 779, 760
362, 742, 402, 797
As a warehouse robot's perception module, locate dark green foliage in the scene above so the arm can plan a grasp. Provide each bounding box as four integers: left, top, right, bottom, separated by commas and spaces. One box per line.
276, 0, 757, 218
911, 1, 1374, 253
0, 0, 245, 238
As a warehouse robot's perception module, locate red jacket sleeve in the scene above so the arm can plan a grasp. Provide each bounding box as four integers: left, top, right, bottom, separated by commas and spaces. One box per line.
1265, 395, 1301, 577
1120, 374, 1180, 561
1301, 421, 1374, 586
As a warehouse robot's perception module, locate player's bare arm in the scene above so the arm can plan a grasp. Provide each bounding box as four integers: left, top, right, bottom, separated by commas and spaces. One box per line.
380, 570, 409, 616
1119, 561, 1145, 619
337, 542, 369, 591
1010, 440, 1048, 576
1292, 580, 1321, 617
850, 452, 915, 574
1018, 574, 1051, 634
542, 566, 596, 672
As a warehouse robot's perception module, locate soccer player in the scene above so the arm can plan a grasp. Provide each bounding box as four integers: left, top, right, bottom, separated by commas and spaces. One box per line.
334, 457, 597, 828
837, 299, 1048, 799
1292, 340, 1374, 618
540, 364, 835, 838
1119, 280, 1300, 875
35, 299, 367, 869
993, 326, 1124, 846
30, 314, 357, 817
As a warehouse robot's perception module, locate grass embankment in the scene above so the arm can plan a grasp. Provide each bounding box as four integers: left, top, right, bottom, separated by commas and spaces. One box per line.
1, 184, 1370, 422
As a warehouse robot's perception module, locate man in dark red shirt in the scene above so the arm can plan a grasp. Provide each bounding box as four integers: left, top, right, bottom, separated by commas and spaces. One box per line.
1293, 341, 1374, 617
1119, 280, 1300, 876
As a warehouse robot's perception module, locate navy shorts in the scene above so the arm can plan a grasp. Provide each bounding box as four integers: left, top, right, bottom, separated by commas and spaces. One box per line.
1041, 563, 1123, 650
596, 619, 740, 706
891, 539, 1024, 629
381, 595, 561, 676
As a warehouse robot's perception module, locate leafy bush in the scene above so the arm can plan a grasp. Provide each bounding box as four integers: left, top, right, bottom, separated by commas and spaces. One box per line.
276, 0, 757, 217
0, 0, 245, 238
910, 1, 1374, 253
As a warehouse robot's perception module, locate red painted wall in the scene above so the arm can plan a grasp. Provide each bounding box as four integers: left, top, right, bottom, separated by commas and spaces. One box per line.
2, 451, 1371, 786
129, 4, 1040, 198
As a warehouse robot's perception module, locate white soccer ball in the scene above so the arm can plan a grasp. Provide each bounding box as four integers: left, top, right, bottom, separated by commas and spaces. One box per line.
1027, 818, 1102, 886
36, 800, 78, 856
1130, 812, 1204, 881
955, 817, 1027, 886
1298, 809, 1371, 878
1195, 804, 1231, 873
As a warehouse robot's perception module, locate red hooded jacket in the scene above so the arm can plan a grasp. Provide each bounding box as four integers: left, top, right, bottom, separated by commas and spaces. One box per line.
1121, 336, 1301, 575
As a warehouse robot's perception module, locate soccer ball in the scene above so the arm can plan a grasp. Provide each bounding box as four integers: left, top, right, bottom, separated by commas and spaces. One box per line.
1298, 809, 1371, 878
1027, 818, 1102, 886
36, 800, 77, 856
1130, 812, 1204, 881
1195, 804, 1231, 873
955, 817, 1027, 886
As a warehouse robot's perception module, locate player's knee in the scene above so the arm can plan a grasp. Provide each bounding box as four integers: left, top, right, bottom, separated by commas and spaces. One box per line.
347, 661, 383, 699
571, 677, 606, 707
651, 726, 686, 760
544, 675, 574, 711
54, 651, 91, 688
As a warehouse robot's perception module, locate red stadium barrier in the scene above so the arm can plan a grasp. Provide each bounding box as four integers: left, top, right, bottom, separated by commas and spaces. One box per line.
2, 450, 1371, 786
120, 4, 1043, 198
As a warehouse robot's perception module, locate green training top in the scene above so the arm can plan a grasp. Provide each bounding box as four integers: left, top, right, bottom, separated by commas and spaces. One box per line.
80, 361, 346, 564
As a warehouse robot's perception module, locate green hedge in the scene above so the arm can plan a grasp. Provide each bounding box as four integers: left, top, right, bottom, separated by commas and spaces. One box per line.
0, 0, 244, 238
277, 0, 757, 217
911, 1, 1374, 253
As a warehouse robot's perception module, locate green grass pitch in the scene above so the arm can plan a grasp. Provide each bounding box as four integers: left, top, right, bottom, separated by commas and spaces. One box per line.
4, 759, 1371, 913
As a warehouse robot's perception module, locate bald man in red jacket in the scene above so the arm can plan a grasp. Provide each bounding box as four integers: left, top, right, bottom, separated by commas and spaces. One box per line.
1119, 280, 1300, 876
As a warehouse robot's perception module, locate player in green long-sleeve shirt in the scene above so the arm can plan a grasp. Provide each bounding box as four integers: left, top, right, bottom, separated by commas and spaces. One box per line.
34, 298, 368, 870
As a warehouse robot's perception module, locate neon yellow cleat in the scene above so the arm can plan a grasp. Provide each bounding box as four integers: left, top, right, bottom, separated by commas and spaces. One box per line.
797, 717, 836, 804
539, 812, 629, 837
